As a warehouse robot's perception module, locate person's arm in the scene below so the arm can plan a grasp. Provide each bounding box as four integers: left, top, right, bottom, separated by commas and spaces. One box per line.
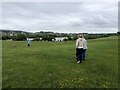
76, 39, 78, 48
85, 39, 87, 45
85, 39, 88, 49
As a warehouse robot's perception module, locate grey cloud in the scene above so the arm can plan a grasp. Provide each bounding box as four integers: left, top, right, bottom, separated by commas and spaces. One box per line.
2, 2, 118, 33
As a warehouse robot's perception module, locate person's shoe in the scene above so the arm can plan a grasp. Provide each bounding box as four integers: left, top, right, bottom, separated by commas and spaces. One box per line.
77, 61, 80, 64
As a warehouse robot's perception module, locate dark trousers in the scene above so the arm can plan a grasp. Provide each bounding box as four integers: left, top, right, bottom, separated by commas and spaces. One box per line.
82, 49, 86, 61
76, 48, 83, 63
28, 44, 30, 46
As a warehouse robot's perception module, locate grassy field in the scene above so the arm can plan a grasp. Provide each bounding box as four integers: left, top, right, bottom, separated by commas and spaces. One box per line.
2, 36, 118, 88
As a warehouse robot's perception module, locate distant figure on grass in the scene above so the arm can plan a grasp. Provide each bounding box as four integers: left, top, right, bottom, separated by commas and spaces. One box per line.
76, 35, 83, 64
82, 35, 88, 61
27, 39, 31, 47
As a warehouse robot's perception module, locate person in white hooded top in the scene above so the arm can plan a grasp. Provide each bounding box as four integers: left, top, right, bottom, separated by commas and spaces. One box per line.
76, 35, 83, 63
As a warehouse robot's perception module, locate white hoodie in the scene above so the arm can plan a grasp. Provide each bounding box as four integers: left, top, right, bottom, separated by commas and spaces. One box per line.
76, 38, 83, 49
83, 38, 88, 49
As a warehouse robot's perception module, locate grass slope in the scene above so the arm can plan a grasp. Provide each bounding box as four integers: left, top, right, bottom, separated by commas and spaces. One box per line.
2, 36, 118, 88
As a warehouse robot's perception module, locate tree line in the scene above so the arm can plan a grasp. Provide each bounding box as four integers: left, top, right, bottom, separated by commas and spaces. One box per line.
1, 33, 118, 41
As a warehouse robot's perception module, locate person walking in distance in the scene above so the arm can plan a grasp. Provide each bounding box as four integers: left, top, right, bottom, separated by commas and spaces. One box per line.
82, 35, 88, 61
27, 39, 31, 47
76, 35, 83, 64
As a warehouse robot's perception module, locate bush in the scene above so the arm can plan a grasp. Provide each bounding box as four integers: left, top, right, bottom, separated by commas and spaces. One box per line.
42, 35, 55, 41
2, 36, 12, 40
33, 37, 41, 41
13, 34, 27, 41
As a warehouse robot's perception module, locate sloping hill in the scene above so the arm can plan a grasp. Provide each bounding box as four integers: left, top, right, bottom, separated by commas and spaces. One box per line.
2, 36, 118, 88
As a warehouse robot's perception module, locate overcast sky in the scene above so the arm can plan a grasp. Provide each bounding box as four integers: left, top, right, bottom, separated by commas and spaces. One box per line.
1, 1, 118, 33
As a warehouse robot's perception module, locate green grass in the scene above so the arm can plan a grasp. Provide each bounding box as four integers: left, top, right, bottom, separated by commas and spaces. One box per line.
2, 36, 118, 88
0, 40, 2, 89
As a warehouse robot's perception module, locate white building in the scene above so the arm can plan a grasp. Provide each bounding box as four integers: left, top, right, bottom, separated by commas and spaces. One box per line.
10, 33, 13, 36
6, 39, 13, 41
55, 37, 68, 41
40, 38, 42, 40
27, 38, 34, 41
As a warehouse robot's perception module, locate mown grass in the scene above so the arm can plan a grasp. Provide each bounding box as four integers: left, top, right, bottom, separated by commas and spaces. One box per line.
2, 36, 118, 88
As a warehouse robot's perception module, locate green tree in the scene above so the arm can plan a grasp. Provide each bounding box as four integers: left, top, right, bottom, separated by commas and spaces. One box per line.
13, 34, 27, 41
